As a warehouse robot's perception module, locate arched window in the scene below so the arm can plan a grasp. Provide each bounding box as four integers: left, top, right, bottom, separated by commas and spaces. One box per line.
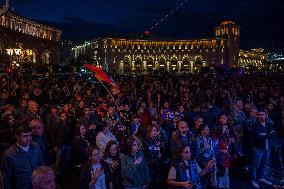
41, 51, 50, 64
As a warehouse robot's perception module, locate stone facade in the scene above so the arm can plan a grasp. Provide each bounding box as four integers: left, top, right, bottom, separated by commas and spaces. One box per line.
90, 21, 240, 73
0, 8, 61, 66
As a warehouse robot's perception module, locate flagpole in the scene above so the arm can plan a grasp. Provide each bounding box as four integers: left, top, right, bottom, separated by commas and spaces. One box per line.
97, 80, 119, 109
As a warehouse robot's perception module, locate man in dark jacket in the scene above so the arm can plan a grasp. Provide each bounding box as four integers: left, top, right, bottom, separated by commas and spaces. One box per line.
30, 119, 52, 166
1, 125, 43, 189
251, 110, 276, 188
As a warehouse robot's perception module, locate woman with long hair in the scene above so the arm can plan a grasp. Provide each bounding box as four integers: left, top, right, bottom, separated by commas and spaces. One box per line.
167, 144, 214, 189
103, 141, 123, 189
80, 145, 113, 189
213, 114, 236, 189
121, 136, 150, 189
194, 124, 217, 189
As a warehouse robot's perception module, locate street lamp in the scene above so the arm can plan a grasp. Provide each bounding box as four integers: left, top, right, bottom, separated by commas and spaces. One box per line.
5, 45, 32, 80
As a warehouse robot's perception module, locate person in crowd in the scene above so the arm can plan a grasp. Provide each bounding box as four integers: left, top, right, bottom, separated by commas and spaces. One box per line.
144, 125, 163, 189
170, 120, 193, 156
243, 107, 258, 168
80, 145, 113, 189
191, 116, 204, 138
30, 119, 52, 166
72, 124, 90, 169
45, 105, 59, 152
194, 124, 217, 189
251, 110, 276, 188
31, 166, 56, 189
78, 106, 99, 128
213, 114, 236, 189
14, 98, 28, 125
1, 125, 43, 189
121, 136, 150, 189
55, 111, 73, 181
103, 140, 124, 189
25, 100, 40, 125
230, 99, 246, 155
96, 122, 118, 154
167, 144, 214, 189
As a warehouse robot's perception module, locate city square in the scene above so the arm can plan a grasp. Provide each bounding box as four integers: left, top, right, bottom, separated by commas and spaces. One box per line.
0, 0, 284, 189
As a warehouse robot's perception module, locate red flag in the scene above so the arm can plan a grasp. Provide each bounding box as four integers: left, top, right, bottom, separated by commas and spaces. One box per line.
85, 64, 120, 94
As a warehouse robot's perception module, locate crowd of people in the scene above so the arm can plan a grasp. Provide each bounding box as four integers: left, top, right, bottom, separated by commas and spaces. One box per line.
0, 69, 283, 189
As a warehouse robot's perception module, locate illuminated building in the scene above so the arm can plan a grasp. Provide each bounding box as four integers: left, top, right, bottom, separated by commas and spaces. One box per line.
238, 48, 267, 68
72, 21, 240, 73
0, 6, 61, 67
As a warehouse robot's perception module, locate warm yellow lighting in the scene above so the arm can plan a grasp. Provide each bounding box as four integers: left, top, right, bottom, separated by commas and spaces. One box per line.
6, 49, 13, 55
14, 49, 22, 55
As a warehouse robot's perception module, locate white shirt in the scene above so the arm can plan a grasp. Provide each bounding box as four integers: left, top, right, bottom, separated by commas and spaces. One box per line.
91, 163, 106, 189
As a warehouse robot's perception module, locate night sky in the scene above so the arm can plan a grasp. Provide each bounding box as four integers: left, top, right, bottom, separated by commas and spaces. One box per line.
9, 0, 284, 51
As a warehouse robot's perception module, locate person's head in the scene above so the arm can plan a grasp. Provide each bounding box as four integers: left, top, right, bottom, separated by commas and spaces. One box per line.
29, 119, 45, 137
178, 120, 188, 134
124, 104, 130, 111
151, 118, 161, 129
178, 144, 191, 161
266, 102, 274, 111
14, 125, 32, 147
194, 116, 203, 129
200, 124, 210, 137
193, 105, 201, 112
178, 105, 184, 112
63, 104, 69, 112
103, 140, 119, 159
108, 106, 115, 115
79, 125, 86, 136
218, 114, 227, 125
147, 125, 159, 139
249, 108, 258, 118
138, 106, 145, 115
236, 99, 243, 111
3, 114, 15, 126
50, 106, 57, 114
28, 100, 38, 113
32, 166, 55, 189
257, 110, 267, 123
126, 137, 140, 155
84, 107, 90, 117
86, 145, 102, 164
59, 112, 66, 122
164, 101, 170, 108
21, 99, 28, 109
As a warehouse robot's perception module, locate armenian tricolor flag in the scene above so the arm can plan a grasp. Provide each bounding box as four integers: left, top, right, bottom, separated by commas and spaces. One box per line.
85, 64, 120, 94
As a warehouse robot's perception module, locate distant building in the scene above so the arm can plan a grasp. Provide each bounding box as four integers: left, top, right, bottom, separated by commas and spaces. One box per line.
72, 21, 240, 73
0, 7, 61, 68
238, 48, 267, 68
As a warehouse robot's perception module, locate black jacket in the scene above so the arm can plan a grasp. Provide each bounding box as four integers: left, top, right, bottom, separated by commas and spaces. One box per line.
1, 142, 43, 189
252, 121, 276, 150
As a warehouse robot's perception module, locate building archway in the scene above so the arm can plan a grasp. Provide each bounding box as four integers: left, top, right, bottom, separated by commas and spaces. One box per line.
146, 57, 154, 72
158, 56, 166, 72
194, 56, 203, 72
41, 51, 50, 64
181, 57, 191, 72
169, 57, 178, 72
123, 56, 131, 73
134, 56, 143, 72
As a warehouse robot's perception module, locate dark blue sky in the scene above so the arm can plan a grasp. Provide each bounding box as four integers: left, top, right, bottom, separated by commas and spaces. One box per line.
8, 0, 284, 50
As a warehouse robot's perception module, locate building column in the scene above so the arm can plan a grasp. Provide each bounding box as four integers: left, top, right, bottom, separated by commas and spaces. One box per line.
190, 61, 194, 73
143, 61, 147, 73
167, 61, 170, 71
178, 61, 182, 73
